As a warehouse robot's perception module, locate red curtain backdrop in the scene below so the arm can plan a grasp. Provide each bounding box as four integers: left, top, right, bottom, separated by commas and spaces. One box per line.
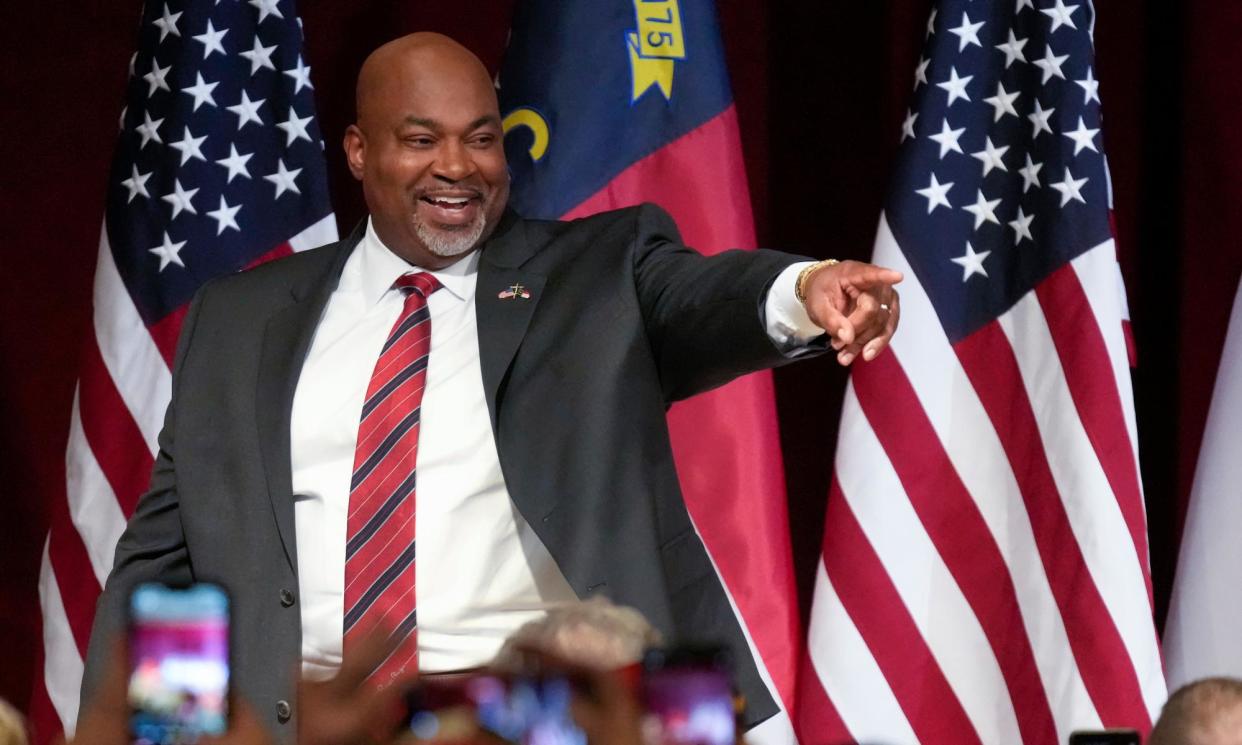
1, 0, 1237, 711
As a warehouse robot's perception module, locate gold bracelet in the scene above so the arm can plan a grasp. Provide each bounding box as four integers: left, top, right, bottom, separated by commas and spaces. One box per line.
794, 259, 839, 306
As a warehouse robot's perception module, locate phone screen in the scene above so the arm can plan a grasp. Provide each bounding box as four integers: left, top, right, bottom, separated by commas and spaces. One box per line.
405, 674, 586, 745
127, 582, 229, 745
1068, 731, 1141, 745
641, 648, 736, 745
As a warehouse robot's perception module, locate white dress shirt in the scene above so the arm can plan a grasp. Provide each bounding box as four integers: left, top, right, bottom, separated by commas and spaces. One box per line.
290, 219, 821, 677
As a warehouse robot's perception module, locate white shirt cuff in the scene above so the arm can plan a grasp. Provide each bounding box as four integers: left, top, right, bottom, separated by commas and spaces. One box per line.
764, 261, 826, 350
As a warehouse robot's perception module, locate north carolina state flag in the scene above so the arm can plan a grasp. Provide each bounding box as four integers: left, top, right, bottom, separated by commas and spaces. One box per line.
499, 3, 799, 741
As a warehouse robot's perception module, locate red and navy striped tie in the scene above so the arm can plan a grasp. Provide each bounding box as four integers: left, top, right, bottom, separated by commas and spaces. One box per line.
343, 271, 439, 683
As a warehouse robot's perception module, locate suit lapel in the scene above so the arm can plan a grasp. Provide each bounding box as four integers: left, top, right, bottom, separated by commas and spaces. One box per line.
256, 223, 361, 575
476, 211, 544, 433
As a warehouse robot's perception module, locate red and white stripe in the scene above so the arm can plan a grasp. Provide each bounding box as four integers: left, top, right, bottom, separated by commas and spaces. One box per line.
795, 214, 1165, 744
32, 214, 336, 742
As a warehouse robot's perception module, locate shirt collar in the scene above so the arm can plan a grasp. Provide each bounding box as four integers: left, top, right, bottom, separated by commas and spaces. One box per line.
359, 217, 479, 306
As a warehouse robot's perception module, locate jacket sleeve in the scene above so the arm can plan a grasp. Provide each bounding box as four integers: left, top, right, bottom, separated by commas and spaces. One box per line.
79, 286, 208, 711
629, 203, 823, 401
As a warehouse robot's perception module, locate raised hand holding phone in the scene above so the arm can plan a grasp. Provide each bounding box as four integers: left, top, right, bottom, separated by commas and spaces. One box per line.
127, 583, 230, 745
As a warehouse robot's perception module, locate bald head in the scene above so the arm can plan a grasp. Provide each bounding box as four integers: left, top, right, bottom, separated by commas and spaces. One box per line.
1151, 678, 1242, 745
355, 32, 496, 129
344, 32, 509, 269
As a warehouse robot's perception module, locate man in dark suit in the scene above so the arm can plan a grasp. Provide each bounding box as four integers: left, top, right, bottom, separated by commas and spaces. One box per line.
83, 32, 901, 738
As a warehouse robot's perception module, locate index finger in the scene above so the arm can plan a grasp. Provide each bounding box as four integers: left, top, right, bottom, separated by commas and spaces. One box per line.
841, 266, 904, 289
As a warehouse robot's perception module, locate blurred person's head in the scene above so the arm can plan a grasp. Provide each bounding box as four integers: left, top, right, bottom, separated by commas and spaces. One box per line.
492, 597, 662, 672
0, 699, 27, 745
1150, 677, 1242, 745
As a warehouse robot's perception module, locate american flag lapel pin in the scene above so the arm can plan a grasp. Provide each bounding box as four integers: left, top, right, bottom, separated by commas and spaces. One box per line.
498, 283, 531, 300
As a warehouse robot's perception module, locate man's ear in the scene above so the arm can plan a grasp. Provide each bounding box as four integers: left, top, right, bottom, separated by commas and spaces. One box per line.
343, 124, 365, 181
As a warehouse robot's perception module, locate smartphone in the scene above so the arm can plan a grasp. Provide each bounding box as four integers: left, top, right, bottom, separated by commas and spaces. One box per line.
404, 673, 587, 745
127, 582, 230, 745
640, 646, 736, 745
1067, 731, 1140, 745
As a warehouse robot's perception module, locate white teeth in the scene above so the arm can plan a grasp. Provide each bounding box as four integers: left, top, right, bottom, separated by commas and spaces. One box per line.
431, 196, 469, 204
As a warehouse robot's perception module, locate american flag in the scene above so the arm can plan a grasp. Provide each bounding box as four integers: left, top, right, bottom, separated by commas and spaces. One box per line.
794, 2, 1165, 743
30, 1, 335, 741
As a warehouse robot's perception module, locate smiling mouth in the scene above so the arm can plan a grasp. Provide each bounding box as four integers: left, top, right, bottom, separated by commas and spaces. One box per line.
418, 190, 481, 211
421, 195, 473, 210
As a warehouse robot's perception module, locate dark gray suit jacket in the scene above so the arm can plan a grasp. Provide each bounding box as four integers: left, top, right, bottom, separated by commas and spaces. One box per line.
83, 203, 816, 738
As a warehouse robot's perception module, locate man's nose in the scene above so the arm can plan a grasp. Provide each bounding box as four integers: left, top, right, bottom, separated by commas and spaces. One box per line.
432, 139, 475, 181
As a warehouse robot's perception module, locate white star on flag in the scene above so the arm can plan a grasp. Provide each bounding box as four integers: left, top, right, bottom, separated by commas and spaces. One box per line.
276, 107, 313, 146
1076, 68, 1101, 104
206, 196, 242, 235
249, 0, 285, 23
193, 21, 228, 58
1008, 206, 1035, 244
240, 38, 277, 74
971, 137, 1010, 176
181, 72, 219, 111
1033, 45, 1070, 84
135, 111, 164, 148
914, 57, 930, 89
901, 111, 918, 142
930, 119, 966, 158
121, 165, 152, 203
937, 66, 973, 106
226, 91, 265, 130
215, 144, 254, 182
153, 3, 182, 43
916, 173, 954, 213
148, 231, 187, 271
283, 56, 314, 93
169, 126, 208, 165
160, 178, 199, 218
265, 158, 302, 197
983, 82, 1020, 122
1018, 154, 1043, 192
948, 12, 984, 52
1041, 0, 1080, 33
1050, 168, 1089, 206
950, 241, 992, 280
1028, 99, 1055, 138
994, 30, 1028, 68
143, 59, 173, 96
962, 189, 1002, 229
1063, 117, 1100, 155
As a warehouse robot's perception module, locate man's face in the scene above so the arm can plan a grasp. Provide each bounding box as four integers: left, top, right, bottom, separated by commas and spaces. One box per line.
346, 52, 508, 268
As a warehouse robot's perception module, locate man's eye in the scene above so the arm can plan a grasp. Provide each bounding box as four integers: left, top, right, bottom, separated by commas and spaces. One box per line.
471, 135, 496, 147
405, 136, 434, 147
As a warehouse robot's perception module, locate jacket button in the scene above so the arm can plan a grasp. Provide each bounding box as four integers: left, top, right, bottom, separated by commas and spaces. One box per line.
275, 699, 291, 723
279, 588, 295, 607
